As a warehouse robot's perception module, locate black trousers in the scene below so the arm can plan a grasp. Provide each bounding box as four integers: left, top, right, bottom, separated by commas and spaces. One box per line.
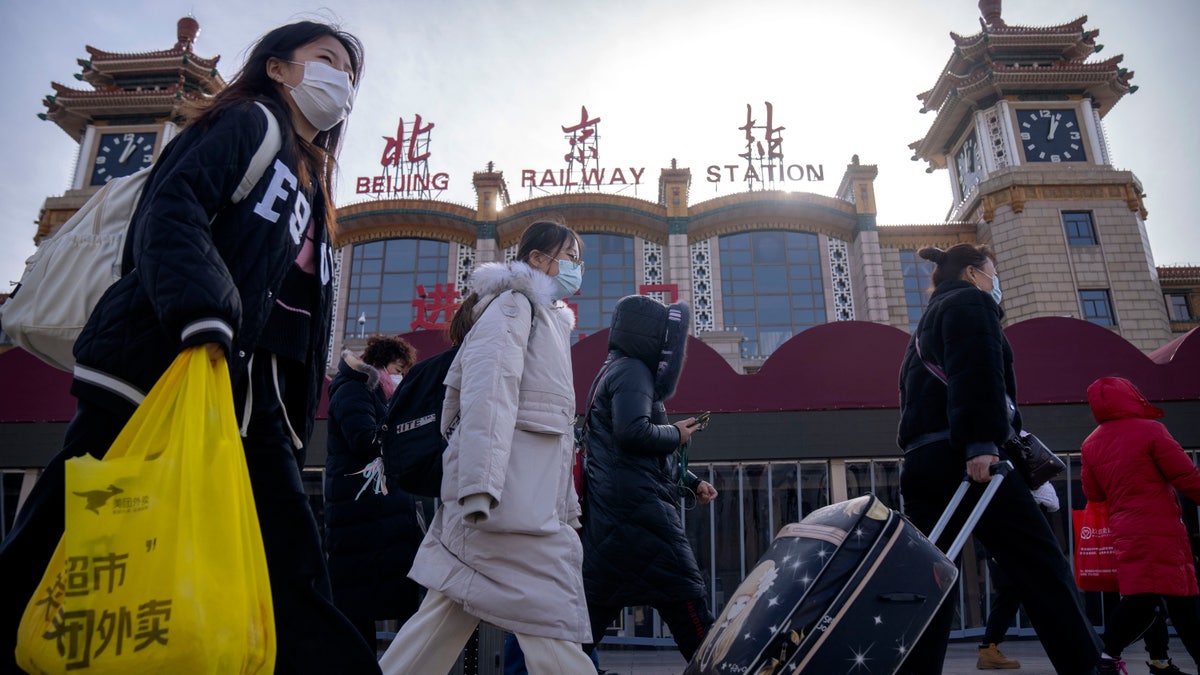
981, 554, 1022, 645
0, 354, 380, 675
585, 596, 714, 662
1104, 593, 1200, 664
1142, 600, 1175, 661
896, 442, 1101, 675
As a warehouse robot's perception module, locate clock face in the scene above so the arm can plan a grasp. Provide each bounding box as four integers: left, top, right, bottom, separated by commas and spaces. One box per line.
90, 130, 158, 186
1019, 108, 1087, 163
954, 132, 983, 195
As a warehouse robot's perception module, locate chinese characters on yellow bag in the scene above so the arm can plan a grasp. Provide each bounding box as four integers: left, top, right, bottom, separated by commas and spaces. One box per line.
16, 348, 276, 674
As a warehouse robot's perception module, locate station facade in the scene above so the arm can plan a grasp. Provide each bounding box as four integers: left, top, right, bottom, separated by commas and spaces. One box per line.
4, 2, 1200, 644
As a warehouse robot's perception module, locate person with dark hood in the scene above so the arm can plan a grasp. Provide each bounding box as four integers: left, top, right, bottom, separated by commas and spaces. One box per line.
324, 335, 423, 652
580, 294, 717, 663
1082, 376, 1200, 674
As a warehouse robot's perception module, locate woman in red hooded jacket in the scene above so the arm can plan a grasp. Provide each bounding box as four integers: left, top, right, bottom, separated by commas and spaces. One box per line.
1081, 376, 1200, 674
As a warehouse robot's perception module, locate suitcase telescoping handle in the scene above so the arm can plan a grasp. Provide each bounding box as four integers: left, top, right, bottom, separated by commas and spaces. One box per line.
928, 460, 1013, 561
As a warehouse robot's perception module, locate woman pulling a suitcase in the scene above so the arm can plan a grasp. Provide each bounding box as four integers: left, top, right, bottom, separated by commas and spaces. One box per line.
896, 243, 1102, 674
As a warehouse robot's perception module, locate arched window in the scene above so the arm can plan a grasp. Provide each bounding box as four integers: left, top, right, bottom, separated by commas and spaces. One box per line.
343, 238, 450, 337
719, 230, 825, 358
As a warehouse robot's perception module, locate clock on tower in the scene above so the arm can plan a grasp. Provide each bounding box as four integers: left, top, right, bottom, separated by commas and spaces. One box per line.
954, 130, 984, 196
1018, 107, 1088, 163
33, 17, 224, 244
88, 129, 159, 186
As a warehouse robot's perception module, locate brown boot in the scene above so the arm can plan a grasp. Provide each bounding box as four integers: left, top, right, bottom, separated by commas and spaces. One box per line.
977, 643, 1021, 669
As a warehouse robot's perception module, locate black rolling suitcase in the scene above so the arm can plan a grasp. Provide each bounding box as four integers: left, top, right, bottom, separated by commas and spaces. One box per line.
685, 463, 1011, 675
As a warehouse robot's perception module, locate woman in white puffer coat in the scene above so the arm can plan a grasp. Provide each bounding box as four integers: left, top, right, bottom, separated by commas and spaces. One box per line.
379, 221, 596, 674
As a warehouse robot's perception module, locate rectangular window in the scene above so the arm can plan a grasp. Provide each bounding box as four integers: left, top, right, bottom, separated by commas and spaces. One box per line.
899, 250, 936, 332
1063, 212, 1099, 246
575, 234, 635, 343
1167, 294, 1193, 321
1080, 289, 1116, 326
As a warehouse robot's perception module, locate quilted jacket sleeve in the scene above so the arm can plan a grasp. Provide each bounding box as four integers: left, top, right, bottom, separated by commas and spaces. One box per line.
329, 380, 384, 463
453, 291, 533, 515
131, 103, 271, 356
1151, 422, 1200, 503
609, 361, 682, 458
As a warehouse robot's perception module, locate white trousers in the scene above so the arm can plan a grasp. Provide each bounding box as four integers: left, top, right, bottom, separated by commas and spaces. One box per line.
378, 590, 596, 675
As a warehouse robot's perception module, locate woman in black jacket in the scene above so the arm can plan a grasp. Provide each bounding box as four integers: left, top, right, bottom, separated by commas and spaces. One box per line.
0, 21, 379, 675
325, 335, 424, 653
581, 295, 716, 662
895, 244, 1100, 675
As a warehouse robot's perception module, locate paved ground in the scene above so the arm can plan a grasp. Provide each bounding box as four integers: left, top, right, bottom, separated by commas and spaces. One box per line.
594, 637, 1200, 674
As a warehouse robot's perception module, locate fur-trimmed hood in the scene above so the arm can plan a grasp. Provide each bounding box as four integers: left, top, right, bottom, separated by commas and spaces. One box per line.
330, 349, 380, 396
469, 261, 558, 312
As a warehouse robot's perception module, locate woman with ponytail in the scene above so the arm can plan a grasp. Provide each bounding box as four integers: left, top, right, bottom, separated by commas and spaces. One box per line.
895, 244, 1101, 674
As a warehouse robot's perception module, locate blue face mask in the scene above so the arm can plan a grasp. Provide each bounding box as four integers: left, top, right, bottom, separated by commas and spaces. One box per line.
988, 274, 1003, 305
553, 258, 583, 299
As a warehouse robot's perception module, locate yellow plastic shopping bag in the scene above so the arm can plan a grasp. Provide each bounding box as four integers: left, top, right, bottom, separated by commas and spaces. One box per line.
15, 347, 276, 674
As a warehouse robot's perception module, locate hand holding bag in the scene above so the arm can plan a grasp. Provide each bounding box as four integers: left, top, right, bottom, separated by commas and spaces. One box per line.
16, 347, 276, 674
1074, 501, 1119, 592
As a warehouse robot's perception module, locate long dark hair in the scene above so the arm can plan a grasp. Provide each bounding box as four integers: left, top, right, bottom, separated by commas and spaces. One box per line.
182, 21, 364, 236
919, 243, 996, 287
447, 220, 579, 345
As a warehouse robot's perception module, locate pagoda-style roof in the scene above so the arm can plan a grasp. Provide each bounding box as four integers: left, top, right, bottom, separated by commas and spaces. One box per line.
77, 45, 223, 91
909, 5, 1135, 169
39, 17, 225, 141
42, 81, 214, 142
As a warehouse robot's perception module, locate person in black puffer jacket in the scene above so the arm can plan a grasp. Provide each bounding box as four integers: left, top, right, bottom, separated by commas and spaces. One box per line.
324, 336, 424, 653
0, 21, 381, 675
895, 243, 1100, 675
581, 295, 717, 662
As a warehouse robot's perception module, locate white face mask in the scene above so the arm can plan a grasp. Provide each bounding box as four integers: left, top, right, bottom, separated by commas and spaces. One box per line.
284, 60, 354, 131
389, 373, 404, 387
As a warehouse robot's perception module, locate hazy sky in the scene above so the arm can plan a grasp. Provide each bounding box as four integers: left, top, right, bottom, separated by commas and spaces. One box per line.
1, 0, 1197, 295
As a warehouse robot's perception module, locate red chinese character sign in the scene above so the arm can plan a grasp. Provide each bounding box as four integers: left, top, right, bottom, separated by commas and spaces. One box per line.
357, 114, 451, 198
638, 284, 679, 304
382, 114, 434, 164
410, 283, 462, 331
704, 102, 825, 189
740, 102, 785, 163
521, 105, 647, 195
562, 105, 601, 164
739, 102, 786, 190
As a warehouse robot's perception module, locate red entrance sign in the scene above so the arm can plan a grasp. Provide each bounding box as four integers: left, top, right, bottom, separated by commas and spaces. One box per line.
410, 283, 461, 331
